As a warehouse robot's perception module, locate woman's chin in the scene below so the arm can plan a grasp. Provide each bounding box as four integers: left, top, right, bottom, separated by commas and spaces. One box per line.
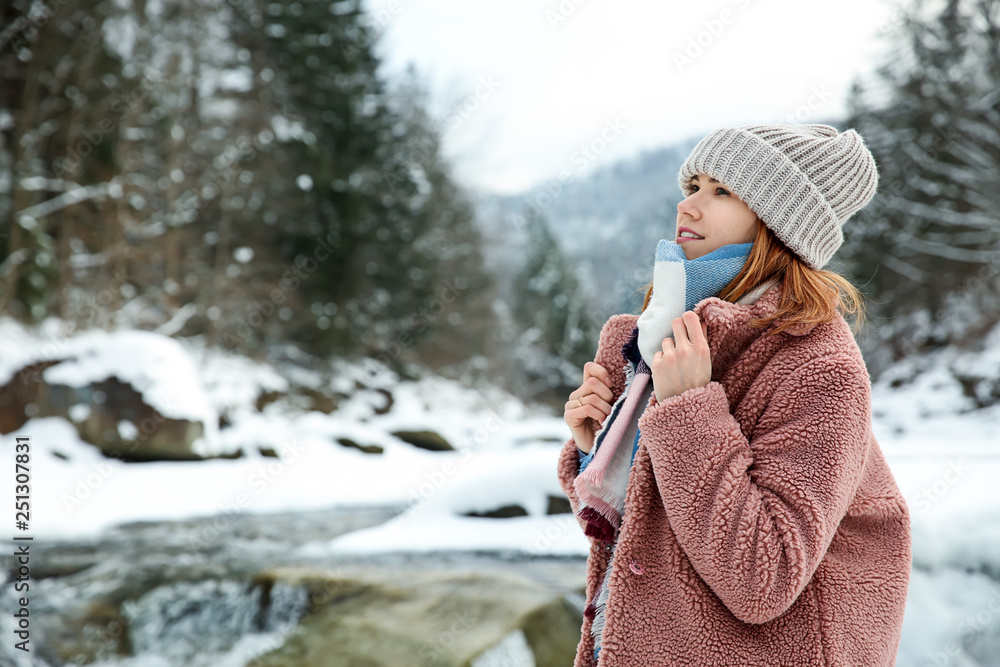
685, 242, 722, 260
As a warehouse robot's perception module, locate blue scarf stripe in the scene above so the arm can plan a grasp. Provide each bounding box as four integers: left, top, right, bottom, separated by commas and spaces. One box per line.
578, 425, 640, 476
585, 240, 755, 658
657, 239, 755, 312
637, 240, 753, 367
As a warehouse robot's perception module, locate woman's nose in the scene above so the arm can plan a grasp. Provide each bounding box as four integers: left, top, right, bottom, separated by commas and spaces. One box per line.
677, 194, 700, 220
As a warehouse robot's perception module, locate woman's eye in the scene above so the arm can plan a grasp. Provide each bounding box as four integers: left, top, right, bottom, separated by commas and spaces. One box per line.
687, 184, 729, 196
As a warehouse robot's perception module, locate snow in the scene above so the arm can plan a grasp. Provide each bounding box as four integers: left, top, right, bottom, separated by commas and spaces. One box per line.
1, 314, 999, 663
0, 316, 557, 541
0, 319, 222, 457
0, 314, 997, 560
297, 444, 585, 558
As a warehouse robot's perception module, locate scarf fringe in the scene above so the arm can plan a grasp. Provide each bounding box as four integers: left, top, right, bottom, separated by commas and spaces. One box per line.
580, 506, 618, 543
580, 492, 622, 524
590, 548, 617, 647
621, 324, 642, 367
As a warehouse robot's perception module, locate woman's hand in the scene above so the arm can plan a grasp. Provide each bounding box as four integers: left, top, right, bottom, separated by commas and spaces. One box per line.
651, 311, 712, 403
565, 361, 615, 455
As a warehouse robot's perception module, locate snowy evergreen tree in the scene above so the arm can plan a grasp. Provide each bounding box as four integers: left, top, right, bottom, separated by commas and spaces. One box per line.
225, 0, 499, 372
507, 207, 600, 403
0, 0, 501, 384
841, 0, 1000, 366
0, 0, 127, 322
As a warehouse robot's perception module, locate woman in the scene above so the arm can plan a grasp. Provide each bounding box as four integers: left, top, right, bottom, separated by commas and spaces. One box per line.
558, 124, 911, 666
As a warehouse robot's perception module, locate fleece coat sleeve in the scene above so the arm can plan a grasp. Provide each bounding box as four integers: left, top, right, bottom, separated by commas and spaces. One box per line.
636, 352, 872, 625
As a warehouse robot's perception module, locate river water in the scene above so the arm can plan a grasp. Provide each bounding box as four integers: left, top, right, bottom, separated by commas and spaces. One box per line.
0, 505, 588, 666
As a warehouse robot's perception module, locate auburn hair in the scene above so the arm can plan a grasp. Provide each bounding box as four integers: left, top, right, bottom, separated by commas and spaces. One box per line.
638, 219, 868, 337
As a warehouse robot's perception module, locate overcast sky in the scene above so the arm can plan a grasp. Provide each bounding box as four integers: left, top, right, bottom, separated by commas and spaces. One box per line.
362, 0, 902, 195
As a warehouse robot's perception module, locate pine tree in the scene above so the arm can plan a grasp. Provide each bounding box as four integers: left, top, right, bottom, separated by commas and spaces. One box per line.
0, 0, 125, 323
508, 207, 601, 403
841, 0, 1000, 364
229, 0, 499, 373
0, 0, 502, 381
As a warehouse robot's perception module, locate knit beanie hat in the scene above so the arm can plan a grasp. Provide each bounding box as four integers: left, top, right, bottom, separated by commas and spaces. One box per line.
677, 123, 879, 270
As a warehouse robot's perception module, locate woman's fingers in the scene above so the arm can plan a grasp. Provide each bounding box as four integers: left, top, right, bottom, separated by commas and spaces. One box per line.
565, 400, 606, 428
567, 391, 613, 417
671, 312, 705, 346
583, 361, 613, 389
566, 361, 618, 440
671, 316, 689, 345
566, 362, 617, 428
686, 311, 707, 345
568, 378, 611, 406
578, 402, 610, 426
584, 375, 614, 403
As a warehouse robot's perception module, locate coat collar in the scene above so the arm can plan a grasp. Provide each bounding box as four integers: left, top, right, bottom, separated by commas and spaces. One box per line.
619, 277, 811, 378
621, 278, 811, 377
692, 277, 815, 380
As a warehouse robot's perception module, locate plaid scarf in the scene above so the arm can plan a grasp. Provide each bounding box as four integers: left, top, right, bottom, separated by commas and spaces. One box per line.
574, 239, 754, 545
579, 240, 755, 660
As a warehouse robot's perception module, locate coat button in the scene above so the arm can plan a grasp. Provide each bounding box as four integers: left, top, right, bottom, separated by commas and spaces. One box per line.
629, 559, 644, 575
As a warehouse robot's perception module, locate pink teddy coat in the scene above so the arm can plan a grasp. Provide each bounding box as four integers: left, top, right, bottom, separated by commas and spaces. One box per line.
557, 280, 911, 666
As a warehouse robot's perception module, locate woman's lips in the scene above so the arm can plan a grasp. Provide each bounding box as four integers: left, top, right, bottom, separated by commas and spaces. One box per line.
677, 226, 704, 243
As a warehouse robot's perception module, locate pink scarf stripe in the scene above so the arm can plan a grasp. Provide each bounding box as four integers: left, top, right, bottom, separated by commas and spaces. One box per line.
576, 372, 650, 488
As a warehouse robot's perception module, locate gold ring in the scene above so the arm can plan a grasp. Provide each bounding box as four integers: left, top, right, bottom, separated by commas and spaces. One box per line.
578, 396, 584, 408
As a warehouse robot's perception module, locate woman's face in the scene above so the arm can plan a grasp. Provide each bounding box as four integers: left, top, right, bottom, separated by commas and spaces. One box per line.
676, 173, 760, 259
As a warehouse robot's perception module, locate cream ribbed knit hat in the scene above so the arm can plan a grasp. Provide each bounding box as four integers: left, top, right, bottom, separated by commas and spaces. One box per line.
677, 124, 879, 270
